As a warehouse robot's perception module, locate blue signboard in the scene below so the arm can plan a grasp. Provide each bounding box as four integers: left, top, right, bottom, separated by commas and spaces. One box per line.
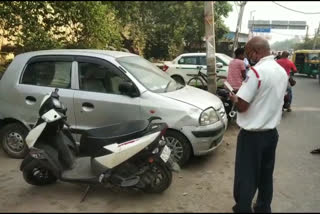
252, 28, 271, 33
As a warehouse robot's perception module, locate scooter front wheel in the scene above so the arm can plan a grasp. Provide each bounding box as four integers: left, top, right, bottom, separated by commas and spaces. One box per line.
23, 159, 57, 186
142, 162, 172, 193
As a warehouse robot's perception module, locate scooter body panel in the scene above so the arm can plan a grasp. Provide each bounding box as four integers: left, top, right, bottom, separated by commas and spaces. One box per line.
95, 131, 160, 169
25, 122, 47, 148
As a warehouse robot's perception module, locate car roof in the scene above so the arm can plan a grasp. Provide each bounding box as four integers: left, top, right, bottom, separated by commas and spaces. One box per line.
179, 52, 224, 57
17, 49, 137, 59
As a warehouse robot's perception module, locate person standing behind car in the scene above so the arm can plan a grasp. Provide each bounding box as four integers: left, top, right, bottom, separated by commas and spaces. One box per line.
277, 51, 297, 112
229, 36, 288, 213
227, 48, 246, 92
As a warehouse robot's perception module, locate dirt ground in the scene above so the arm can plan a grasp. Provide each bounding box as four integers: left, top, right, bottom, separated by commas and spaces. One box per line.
0, 125, 239, 213
2, 77, 320, 214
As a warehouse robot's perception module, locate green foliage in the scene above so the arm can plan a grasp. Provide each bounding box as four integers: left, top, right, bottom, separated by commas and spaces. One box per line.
294, 38, 320, 50
109, 1, 232, 60
0, 1, 232, 59
271, 37, 301, 51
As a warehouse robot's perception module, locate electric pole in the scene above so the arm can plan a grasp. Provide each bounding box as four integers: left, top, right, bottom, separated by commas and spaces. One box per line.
305, 25, 309, 41
204, 1, 217, 94
232, 1, 247, 52
312, 22, 320, 50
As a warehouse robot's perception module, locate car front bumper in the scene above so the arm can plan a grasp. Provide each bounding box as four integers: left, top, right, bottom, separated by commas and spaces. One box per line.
181, 114, 228, 156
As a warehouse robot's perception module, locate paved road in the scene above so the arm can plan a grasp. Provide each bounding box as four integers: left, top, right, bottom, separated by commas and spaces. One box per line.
0, 75, 319, 212
272, 75, 320, 212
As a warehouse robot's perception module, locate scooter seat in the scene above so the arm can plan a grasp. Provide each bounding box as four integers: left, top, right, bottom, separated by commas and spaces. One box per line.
79, 120, 150, 156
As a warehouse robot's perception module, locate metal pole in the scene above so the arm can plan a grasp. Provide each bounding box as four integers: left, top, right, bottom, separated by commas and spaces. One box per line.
232, 1, 247, 52
305, 25, 309, 41
204, 1, 217, 94
312, 22, 320, 50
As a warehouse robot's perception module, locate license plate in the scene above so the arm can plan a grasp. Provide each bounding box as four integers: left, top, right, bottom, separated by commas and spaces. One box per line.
160, 145, 171, 163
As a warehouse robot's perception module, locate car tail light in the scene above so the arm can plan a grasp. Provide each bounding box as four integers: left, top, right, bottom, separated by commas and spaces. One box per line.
162, 65, 169, 72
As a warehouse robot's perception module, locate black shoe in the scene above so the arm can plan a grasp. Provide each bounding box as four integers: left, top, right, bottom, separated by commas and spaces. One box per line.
287, 108, 292, 112
311, 148, 320, 154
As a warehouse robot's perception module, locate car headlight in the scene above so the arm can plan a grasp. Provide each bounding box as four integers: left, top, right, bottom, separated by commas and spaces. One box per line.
199, 108, 219, 126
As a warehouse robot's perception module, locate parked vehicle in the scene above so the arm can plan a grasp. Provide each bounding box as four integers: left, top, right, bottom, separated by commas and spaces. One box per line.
162, 53, 232, 85
0, 50, 228, 166
292, 50, 320, 78
21, 89, 178, 196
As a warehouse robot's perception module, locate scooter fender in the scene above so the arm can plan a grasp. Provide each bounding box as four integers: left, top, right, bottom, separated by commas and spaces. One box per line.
25, 122, 47, 148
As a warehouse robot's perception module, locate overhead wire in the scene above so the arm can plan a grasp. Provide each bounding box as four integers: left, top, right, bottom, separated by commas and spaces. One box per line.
272, 1, 320, 15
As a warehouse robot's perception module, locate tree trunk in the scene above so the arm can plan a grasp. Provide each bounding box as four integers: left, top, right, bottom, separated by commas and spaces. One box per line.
204, 1, 217, 94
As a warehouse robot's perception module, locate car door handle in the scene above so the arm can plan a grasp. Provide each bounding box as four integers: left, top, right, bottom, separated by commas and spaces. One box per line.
82, 102, 94, 112
25, 96, 37, 105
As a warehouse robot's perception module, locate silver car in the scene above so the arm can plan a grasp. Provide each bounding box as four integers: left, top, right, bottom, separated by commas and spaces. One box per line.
0, 50, 228, 165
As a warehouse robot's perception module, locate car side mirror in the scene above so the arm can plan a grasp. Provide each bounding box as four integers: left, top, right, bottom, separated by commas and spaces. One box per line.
216, 62, 223, 69
119, 81, 140, 97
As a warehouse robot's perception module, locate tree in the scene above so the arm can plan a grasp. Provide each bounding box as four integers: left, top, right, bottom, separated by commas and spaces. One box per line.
109, 1, 232, 60
0, 1, 122, 53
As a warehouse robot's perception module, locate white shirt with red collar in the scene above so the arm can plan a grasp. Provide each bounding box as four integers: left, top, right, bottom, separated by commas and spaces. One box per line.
236, 55, 288, 130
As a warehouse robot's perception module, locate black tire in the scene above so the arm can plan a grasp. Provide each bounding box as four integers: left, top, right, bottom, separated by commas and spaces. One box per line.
171, 75, 185, 85
312, 75, 317, 79
23, 159, 57, 186
143, 162, 172, 193
0, 123, 29, 159
165, 130, 192, 167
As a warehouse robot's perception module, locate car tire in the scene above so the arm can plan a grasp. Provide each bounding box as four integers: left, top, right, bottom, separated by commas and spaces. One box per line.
171, 75, 185, 85
0, 123, 29, 159
164, 130, 192, 167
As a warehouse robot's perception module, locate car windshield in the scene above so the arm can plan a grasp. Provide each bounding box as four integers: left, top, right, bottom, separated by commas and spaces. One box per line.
217, 54, 232, 65
117, 56, 180, 93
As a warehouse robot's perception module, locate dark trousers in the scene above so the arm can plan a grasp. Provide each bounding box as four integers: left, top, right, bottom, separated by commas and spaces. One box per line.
233, 129, 279, 213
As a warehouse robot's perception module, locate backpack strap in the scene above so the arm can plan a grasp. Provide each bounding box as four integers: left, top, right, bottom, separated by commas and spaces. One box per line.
250, 66, 261, 89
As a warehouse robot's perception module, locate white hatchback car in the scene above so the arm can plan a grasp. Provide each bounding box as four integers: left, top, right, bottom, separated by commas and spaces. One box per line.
162, 53, 232, 85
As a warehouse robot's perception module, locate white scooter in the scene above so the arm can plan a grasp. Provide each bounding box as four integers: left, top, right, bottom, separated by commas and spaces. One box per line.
20, 89, 179, 201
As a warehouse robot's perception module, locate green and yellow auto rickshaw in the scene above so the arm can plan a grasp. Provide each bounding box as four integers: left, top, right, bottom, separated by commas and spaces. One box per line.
292, 50, 320, 78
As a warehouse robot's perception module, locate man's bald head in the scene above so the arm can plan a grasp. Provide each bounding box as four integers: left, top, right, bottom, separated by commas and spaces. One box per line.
245, 36, 271, 63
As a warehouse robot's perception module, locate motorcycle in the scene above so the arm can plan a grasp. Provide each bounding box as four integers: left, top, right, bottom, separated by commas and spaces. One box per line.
216, 88, 237, 121
20, 89, 179, 201
283, 88, 291, 111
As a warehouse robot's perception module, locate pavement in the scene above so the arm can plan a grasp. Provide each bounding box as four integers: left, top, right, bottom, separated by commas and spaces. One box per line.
0, 75, 319, 212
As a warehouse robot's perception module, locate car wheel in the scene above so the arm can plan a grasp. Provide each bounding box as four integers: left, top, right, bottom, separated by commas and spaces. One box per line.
171, 75, 185, 85
0, 123, 29, 159
164, 130, 192, 167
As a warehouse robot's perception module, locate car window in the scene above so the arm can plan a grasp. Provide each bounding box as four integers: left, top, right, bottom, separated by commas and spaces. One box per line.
199, 56, 206, 65
21, 61, 72, 88
200, 55, 231, 66
217, 54, 232, 65
178, 56, 198, 65
117, 56, 179, 93
78, 62, 127, 94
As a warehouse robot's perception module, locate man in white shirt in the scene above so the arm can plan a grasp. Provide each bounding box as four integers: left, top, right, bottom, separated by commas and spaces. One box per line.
229, 37, 288, 213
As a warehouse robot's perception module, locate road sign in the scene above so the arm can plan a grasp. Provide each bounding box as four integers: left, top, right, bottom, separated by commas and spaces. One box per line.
252, 28, 271, 33
248, 20, 306, 30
